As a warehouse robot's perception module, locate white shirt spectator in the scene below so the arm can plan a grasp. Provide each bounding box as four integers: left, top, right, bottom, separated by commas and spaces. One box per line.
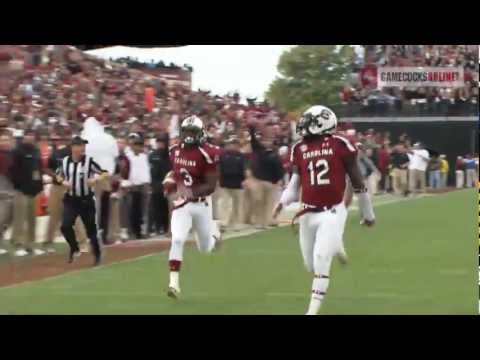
127, 151, 151, 186
408, 149, 430, 171
82, 117, 119, 175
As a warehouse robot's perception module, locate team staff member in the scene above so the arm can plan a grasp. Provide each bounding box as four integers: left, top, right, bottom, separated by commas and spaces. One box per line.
148, 134, 171, 236
57, 136, 108, 265
9, 129, 45, 257
43, 132, 88, 253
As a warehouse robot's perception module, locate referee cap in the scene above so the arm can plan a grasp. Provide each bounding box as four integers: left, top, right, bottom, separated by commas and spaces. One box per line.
71, 135, 88, 145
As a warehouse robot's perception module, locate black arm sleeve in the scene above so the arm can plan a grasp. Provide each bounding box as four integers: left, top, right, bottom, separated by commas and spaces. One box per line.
8, 149, 20, 185
90, 159, 106, 175
240, 156, 246, 182
273, 157, 285, 183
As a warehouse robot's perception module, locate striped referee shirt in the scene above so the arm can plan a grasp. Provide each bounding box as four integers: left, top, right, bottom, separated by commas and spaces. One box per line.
58, 155, 105, 198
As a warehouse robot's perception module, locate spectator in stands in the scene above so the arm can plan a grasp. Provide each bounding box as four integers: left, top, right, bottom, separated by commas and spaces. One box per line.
464, 154, 477, 188
455, 156, 465, 188
407, 142, 430, 195
439, 154, 449, 188
428, 155, 441, 190
390, 143, 410, 196
219, 137, 246, 232
8, 129, 45, 257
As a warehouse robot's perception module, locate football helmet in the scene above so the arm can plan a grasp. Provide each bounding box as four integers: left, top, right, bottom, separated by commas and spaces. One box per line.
297, 105, 338, 137
180, 116, 204, 145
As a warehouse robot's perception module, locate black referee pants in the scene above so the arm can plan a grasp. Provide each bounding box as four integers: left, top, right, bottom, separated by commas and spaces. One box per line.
60, 196, 101, 258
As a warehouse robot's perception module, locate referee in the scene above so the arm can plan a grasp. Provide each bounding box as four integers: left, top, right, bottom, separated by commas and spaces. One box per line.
56, 136, 108, 265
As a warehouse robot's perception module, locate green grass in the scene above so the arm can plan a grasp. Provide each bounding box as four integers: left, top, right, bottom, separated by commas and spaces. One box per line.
0, 190, 477, 315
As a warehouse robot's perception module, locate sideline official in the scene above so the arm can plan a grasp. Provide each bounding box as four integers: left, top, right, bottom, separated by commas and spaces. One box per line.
57, 136, 108, 265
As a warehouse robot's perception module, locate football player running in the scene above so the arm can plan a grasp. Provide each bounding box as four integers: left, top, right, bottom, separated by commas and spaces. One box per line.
163, 116, 222, 299
273, 105, 375, 315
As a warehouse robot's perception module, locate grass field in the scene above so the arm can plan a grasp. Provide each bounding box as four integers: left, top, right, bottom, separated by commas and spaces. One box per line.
0, 189, 477, 315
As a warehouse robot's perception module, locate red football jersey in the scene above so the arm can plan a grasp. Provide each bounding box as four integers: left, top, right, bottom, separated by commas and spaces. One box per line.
291, 134, 357, 208
169, 143, 217, 190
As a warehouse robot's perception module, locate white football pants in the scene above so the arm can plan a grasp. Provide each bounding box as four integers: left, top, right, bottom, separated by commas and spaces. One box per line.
169, 198, 215, 262
298, 202, 348, 275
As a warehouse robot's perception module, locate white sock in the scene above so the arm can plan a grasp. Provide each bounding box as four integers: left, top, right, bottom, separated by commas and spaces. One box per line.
169, 271, 180, 290
306, 275, 329, 315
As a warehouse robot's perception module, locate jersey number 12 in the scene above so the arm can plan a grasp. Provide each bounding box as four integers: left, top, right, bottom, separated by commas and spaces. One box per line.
307, 159, 330, 186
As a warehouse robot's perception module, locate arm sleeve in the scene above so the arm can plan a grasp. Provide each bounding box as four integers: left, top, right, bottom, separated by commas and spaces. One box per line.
279, 172, 300, 206
274, 157, 285, 183
90, 159, 105, 175
8, 149, 20, 185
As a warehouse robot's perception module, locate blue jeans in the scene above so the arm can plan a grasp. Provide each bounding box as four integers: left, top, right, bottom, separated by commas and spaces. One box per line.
429, 170, 441, 189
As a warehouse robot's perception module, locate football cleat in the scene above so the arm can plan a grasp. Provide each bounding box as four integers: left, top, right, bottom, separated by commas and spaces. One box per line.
167, 286, 181, 300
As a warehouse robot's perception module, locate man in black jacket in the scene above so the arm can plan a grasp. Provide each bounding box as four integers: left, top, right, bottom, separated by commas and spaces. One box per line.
247, 123, 285, 229
148, 134, 171, 236
219, 137, 246, 231
9, 129, 45, 257
390, 142, 410, 196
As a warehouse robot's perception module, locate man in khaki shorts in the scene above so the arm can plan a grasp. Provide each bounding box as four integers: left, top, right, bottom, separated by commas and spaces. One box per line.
247, 122, 285, 229
408, 142, 430, 194
9, 129, 45, 256
43, 133, 87, 253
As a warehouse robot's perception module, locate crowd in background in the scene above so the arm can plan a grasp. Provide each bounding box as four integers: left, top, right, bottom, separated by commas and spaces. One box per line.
335, 124, 479, 196
340, 45, 479, 117
0, 45, 478, 256
111, 57, 194, 73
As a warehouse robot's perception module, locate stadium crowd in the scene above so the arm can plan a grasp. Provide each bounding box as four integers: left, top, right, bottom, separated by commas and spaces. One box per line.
0, 45, 478, 257
341, 45, 479, 116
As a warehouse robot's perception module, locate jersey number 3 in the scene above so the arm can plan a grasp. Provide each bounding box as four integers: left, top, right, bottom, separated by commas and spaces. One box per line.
180, 168, 193, 186
307, 159, 330, 186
